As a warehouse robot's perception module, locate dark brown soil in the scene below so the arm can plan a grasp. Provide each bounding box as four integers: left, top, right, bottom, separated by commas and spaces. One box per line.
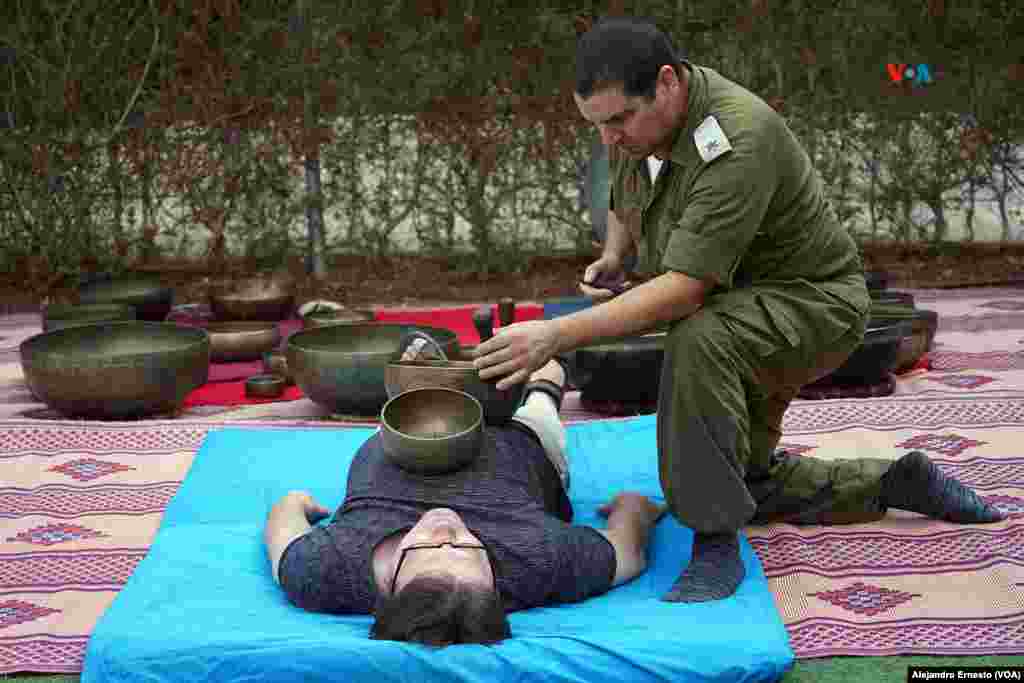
2, 241, 1023, 313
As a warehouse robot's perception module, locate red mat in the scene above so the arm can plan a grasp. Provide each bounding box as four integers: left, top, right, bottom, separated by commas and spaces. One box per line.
183, 380, 304, 407
182, 304, 543, 407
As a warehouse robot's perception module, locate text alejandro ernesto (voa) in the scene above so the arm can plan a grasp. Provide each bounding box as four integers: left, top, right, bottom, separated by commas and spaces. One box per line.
908, 666, 1024, 682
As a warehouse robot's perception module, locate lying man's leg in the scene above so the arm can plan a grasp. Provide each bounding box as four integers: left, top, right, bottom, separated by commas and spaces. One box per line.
510, 360, 570, 490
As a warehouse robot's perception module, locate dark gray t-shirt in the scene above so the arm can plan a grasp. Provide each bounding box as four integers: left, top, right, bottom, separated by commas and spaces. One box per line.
278, 425, 616, 613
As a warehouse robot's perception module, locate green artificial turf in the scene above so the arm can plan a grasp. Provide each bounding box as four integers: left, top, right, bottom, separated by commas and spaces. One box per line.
8, 655, 1024, 682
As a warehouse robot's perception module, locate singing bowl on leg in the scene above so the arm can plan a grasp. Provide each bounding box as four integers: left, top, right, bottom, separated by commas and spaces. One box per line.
287, 323, 460, 416
19, 322, 210, 419
380, 388, 485, 474
385, 359, 525, 424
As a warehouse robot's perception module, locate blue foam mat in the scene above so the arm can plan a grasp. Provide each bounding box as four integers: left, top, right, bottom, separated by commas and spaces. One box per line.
82, 415, 793, 683
543, 296, 593, 320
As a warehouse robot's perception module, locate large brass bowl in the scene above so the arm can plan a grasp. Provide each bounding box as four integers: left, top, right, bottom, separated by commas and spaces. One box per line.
380, 388, 485, 474
209, 276, 295, 321
813, 319, 913, 386
574, 332, 666, 403
869, 306, 939, 373
43, 303, 136, 331
78, 275, 174, 322
19, 322, 210, 419
385, 359, 525, 424
287, 323, 460, 415
206, 321, 281, 362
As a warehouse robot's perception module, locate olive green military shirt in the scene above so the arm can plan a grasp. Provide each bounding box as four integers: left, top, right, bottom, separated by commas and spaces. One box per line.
609, 62, 865, 300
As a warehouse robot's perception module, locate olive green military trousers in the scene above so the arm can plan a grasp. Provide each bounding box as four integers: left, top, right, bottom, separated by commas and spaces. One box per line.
656, 275, 894, 534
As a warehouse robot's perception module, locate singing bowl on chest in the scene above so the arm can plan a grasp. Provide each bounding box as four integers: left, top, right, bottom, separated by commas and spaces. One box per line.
385, 359, 525, 424
19, 322, 210, 419
206, 321, 281, 362
78, 275, 174, 322
43, 303, 137, 331
380, 388, 485, 475
287, 323, 460, 415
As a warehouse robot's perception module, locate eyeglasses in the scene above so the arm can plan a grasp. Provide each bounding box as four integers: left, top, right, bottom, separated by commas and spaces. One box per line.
390, 542, 489, 596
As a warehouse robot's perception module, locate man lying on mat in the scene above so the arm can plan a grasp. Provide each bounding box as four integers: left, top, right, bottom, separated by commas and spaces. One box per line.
263, 356, 665, 647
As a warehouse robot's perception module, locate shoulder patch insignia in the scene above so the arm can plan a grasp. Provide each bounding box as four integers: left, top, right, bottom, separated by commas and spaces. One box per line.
694, 115, 733, 163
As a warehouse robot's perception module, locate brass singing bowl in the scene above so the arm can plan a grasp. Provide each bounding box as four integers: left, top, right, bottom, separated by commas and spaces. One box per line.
43, 303, 136, 331
287, 323, 460, 416
262, 350, 294, 384
19, 322, 210, 419
385, 359, 525, 424
78, 275, 174, 322
245, 373, 287, 398
814, 319, 913, 386
574, 331, 666, 403
380, 388, 485, 474
302, 308, 375, 329
868, 305, 939, 373
206, 321, 281, 362
209, 277, 294, 321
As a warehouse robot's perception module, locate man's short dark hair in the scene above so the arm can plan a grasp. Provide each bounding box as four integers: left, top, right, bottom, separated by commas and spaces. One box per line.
370, 574, 511, 647
575, 17, 682, 101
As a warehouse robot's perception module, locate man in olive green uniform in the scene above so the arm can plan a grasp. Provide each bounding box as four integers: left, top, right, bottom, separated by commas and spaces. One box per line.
474, 17, 1003, 603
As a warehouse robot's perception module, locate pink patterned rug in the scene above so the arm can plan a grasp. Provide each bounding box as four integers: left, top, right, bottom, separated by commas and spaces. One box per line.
0, 418, 369, 674
3, 287, 1024, 672
751, 393, 1024, 658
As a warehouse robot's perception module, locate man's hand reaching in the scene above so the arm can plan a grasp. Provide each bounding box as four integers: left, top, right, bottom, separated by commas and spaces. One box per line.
473, 319, 561, 391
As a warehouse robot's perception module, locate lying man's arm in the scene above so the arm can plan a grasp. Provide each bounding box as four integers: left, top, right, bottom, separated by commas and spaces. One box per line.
597, 492, 667, 586
264, 490, 330, 584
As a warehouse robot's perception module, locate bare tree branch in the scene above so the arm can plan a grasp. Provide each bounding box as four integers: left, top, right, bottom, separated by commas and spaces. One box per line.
109, 0, 160, 143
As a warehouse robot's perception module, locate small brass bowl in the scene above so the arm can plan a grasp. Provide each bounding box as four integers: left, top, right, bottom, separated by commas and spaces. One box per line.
245, 373, 286, 399
302, 308, 375, 329
43, 303, 137, 331
385, 359, 525, 424
380, 388, 485, 475
207, 322, 281, 363
262, 350, 294, 384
